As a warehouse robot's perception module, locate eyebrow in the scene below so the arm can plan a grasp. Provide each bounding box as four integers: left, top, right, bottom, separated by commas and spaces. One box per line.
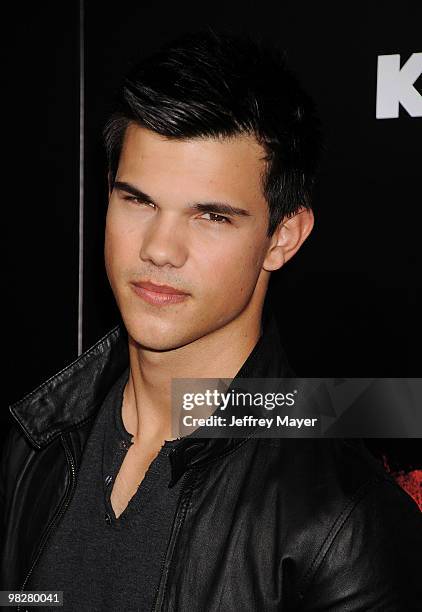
113, 181, 252, 218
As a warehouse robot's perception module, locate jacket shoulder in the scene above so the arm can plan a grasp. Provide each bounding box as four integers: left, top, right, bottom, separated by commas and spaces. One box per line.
299, 465, 422, 610
260, 438, 422, 610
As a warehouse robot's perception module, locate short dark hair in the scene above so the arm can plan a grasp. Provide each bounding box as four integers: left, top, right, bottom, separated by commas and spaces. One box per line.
103, 30, 323, 237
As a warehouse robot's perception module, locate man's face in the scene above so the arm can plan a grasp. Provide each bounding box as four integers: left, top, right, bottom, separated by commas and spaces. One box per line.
105, 124, 274, 351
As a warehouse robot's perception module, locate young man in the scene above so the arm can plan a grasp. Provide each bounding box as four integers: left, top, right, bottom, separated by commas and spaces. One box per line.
1, 31, 421, 611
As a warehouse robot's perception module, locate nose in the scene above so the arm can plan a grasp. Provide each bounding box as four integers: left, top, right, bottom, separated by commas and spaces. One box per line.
139, 213, 188, 268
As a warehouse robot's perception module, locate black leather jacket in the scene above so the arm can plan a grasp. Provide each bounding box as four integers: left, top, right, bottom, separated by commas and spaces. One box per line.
1, 309, 421, 611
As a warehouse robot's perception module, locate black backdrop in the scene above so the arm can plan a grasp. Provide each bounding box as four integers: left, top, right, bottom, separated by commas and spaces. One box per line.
4, 1, 421, 474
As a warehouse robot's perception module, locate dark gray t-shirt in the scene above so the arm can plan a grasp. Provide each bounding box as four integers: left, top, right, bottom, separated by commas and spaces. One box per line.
28, 367, 184, 611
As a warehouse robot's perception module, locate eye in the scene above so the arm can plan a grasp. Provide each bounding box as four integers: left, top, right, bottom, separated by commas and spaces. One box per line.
201, 212, 231, 224
123, 195, 154, 208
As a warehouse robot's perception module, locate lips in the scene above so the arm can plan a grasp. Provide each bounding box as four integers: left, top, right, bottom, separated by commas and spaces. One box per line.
131, 280, 188, 295
130, 280, 189, 306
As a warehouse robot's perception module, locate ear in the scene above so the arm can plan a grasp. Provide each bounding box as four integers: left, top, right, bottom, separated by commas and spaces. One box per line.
263, 207, 314, 272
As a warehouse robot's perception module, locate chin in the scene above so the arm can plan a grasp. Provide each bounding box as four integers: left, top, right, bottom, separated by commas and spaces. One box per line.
132, 334, 187, 352
123, 312, 198, 352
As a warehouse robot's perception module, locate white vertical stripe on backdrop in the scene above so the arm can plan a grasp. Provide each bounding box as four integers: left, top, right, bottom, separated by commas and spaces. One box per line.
78, 0, 85, 355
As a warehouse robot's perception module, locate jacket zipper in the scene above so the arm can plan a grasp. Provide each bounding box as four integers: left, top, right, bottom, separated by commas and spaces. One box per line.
16, 434, 76, 611
151, 469, 197, 612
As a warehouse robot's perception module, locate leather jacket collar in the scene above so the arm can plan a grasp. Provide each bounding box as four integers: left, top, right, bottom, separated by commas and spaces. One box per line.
9, 298, 293, 483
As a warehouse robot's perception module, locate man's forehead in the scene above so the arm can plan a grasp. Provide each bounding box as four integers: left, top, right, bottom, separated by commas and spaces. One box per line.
120, 123, 267, 167
117, 124, 268, 205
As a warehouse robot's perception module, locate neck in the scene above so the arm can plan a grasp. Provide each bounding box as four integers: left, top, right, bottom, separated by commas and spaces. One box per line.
122, 301, 263, 446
